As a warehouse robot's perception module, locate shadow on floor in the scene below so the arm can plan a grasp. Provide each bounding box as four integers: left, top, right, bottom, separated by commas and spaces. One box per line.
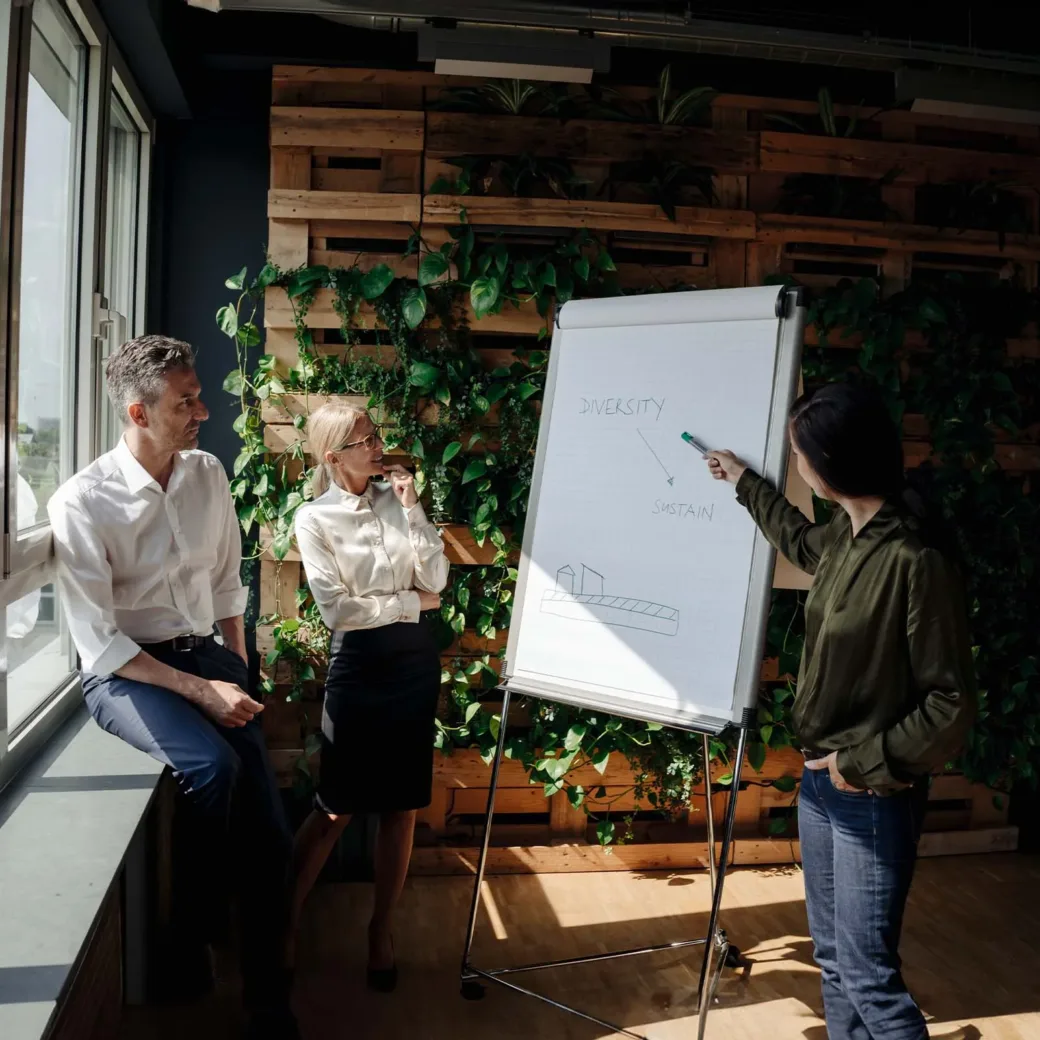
118, 854, 1040, 1040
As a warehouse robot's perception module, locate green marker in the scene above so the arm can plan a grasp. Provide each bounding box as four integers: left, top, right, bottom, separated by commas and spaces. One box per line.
681, 431, 711, 455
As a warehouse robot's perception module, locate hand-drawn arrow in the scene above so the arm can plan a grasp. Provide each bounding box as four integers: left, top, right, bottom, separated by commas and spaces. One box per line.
637, 429, 674, 485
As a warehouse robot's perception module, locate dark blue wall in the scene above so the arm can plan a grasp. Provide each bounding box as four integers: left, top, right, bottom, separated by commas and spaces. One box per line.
149, 68, 272, 472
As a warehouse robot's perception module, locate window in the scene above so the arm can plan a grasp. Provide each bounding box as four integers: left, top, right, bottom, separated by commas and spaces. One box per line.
0, 0, 152, 788
4, 581, 74, 732
100, 89, 142, 451
16, 0, 86, 529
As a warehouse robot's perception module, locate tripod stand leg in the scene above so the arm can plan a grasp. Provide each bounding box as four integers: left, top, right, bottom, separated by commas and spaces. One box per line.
460, 688, 513, 999
696, 720, 750, 1040
701, 732, 717, 894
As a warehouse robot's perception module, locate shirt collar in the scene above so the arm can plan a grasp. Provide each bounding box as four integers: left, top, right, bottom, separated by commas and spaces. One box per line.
326, 478, 373, 511
114, 436, 183, 496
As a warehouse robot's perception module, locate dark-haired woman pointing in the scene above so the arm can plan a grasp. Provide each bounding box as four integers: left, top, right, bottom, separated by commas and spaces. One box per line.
705, 382, 976, 1040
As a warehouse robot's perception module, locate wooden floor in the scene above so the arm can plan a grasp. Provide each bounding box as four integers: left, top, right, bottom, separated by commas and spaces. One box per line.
119, 854, 1040, 1040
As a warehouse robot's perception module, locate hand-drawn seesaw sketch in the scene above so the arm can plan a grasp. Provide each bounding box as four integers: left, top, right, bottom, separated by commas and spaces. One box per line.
541, 563, 680, 637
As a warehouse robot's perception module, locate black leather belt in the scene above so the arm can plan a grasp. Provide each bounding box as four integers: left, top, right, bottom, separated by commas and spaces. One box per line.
142, 634, 214, 653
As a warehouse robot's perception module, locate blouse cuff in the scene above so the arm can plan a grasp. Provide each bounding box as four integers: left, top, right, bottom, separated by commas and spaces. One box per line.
735, 468, 763, 506
398, 589, 421, 623
405, 501, 432, 530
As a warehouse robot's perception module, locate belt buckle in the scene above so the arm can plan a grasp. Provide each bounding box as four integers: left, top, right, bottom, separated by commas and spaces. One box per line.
171, 635, 196, 652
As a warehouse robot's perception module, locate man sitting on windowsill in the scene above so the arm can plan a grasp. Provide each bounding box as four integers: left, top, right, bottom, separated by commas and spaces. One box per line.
47, 335, 296, 1040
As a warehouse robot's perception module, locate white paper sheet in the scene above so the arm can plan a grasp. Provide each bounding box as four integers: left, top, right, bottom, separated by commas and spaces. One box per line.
508, 288, 791, 727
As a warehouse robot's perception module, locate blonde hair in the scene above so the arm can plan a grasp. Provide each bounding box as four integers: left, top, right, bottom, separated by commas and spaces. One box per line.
306, 400, 369, 498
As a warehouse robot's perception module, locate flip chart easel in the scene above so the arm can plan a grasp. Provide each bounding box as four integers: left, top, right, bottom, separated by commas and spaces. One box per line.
459, 286, 807, 1040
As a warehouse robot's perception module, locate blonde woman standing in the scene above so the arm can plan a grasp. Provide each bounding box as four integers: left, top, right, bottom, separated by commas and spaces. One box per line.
288, 401, 449, 991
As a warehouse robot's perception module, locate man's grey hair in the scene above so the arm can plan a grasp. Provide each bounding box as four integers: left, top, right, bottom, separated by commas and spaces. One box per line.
105, 334, 196, 423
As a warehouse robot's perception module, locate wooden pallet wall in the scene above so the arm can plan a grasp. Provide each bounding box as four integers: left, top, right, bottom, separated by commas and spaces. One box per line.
258, 65, 1033, 868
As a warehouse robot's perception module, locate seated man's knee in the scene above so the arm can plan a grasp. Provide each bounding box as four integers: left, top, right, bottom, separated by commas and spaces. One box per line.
184, 742, 241, 813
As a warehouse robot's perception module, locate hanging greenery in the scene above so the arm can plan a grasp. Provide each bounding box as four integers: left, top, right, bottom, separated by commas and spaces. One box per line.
218, 206, 1039, 843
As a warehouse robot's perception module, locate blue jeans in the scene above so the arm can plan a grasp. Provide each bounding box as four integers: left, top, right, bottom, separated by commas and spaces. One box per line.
798, 765, 929, 1040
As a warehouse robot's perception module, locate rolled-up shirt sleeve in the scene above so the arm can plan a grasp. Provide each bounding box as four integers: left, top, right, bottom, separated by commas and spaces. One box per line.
211, 467, 249, 621
405, 502, 449, 594
294, 511, 418, 629
47, 491, 140, 676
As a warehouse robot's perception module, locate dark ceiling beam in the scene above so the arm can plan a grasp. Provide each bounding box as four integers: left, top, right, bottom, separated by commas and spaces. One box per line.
99, 0, 191, 118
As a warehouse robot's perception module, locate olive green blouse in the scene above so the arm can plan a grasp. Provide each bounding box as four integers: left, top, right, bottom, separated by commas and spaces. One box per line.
736, 470, 977, 796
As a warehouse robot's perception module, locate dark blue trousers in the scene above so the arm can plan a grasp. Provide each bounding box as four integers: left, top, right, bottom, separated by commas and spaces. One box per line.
798, 765, 930, 1040
82, 639, 292, 1011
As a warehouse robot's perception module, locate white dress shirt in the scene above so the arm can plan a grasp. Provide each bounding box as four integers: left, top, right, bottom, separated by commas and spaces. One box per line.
47, 437, 248, 676
293, 479, 449, 631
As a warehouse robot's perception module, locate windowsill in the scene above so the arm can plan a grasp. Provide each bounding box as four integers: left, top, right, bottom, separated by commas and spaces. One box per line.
0, 705, 163, 1039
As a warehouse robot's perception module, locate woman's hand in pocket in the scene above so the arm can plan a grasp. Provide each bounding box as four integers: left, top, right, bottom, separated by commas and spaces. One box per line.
806, 751, 868, 793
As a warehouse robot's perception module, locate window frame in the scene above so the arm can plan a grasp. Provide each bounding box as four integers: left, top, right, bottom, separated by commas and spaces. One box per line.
0, 0, 154, 793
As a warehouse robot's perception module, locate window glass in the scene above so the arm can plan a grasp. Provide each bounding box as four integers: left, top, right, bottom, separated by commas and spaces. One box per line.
5, 579, 72, 732
16, 0, 87, 527
100, 91, 141, 450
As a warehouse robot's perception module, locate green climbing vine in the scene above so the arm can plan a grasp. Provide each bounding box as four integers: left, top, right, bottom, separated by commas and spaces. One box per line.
216, 79, 1040, 837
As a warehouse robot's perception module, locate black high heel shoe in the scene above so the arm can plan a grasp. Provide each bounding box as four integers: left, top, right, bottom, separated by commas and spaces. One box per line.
367, 933, 397, 993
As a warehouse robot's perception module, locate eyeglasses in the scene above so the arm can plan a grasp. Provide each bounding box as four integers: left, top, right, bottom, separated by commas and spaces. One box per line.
336, 431, 383, 452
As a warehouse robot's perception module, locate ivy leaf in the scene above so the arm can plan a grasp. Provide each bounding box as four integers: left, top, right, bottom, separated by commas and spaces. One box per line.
434, 385, 451, 407
918, 298, 946, 324
361, 264, 394, 300
747, 741, 767, 772
401, 286, 427, 329
409, 361, 442, 389
271, 531, 293, 560
216, 305, 238, 339
223, 370, 246, 396
596, 250, 617, 272
556, 271, 575, 304
541, 261, 557, 288
564, 724, 587, 752
592, 750, 610, 775
442, 441, 463, 465
462, 458, 487, 484
768, 817, 790, 836
574, 255, 591, 281
225, 266, 247, 290
255, 263, 279, 289
470, 275, 501, 318
567, 785, 585, 809
596, 819, 615, 846
516, 382, 539, 401
411, 437, 425, 459
236, 322, 262, 348
287, 266, 327, 299
419, 252, 450, 286
464, 702, 482, 723
254, 472, 269, 497
772, 776, 797, 793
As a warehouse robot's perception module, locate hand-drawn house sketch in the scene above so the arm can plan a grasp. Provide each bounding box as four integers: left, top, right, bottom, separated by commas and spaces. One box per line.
542, 563, 679, 636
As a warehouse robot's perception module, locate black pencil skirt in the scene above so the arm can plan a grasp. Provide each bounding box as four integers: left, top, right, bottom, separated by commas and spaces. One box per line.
315, 614, 441, 816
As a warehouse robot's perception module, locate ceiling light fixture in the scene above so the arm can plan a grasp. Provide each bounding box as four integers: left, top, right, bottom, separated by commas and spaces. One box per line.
417, 24, 610, 84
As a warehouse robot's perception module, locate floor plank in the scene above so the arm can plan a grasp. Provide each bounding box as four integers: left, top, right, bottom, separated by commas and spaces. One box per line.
119, 854, 1040, 1039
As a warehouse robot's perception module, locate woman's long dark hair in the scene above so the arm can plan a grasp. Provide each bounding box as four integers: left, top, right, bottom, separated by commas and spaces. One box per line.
789, 381, 904, 499
789, 381, 957, 559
